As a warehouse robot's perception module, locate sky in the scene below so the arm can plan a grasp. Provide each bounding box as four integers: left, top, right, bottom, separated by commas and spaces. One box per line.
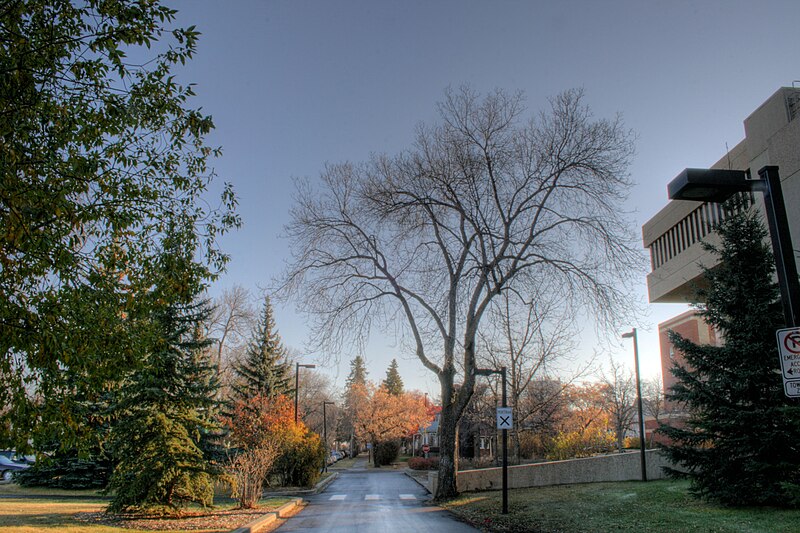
166, 0, 800, 397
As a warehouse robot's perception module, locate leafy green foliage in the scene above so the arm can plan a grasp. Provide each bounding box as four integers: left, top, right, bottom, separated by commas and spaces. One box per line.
660, 209, 800, 507
230, 297, 292, 402
0, 0, 239, 451
272, 431, 326, 488
382, 359, 404, 396
374, 440, 400, 466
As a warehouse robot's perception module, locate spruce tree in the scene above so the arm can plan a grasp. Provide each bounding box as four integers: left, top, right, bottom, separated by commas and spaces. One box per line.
107, 229, 221, 514
108, 298, 220, 513
230, 296, 292, 401
346, 355, 368, 389
339, 356, 369, 449
383, 359, 404, 395
660, 208, 800, 506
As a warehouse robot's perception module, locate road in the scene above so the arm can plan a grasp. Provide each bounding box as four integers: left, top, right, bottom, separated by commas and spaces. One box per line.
278, 458, 478, 532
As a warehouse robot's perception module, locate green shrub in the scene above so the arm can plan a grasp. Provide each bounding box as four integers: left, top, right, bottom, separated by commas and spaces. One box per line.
16, 454, 112, 490
374, 441, 400, 466
272, 431, 325, 487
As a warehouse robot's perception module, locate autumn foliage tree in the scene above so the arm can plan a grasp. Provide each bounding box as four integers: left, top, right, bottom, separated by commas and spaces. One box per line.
224, 393, 324, 492
350, 383, 428, 467
547, 382, 615, 460
223, 395, 292, 508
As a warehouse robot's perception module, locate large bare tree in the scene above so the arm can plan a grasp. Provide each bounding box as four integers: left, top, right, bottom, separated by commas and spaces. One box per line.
280, 87, 641, 498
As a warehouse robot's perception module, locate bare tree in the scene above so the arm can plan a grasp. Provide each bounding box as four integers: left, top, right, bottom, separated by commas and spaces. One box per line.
298, 369, 337, 434
642, 375, 665, 446
478, 286, 583, 462
207, 285, 256, 377
280, 87, 641, 498
601, 357, 637, 452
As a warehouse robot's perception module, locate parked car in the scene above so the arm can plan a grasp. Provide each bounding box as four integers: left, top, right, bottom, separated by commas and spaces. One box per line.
0, 455, 29, 482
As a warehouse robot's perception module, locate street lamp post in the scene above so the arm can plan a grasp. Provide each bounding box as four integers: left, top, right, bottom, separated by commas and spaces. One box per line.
294, 362, 316, 424
622, 328, 647, 482
668, 166, 800, 328
479, 366, 509, 514
323, 401, 334, 473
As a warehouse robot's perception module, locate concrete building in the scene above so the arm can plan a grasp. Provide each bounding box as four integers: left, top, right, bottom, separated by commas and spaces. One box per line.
642, 87, 800, 396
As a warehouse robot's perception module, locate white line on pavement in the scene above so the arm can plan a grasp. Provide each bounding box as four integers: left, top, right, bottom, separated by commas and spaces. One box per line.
365, 494, 380, 500
399, 494, 417, 500
329, 494, 347, 500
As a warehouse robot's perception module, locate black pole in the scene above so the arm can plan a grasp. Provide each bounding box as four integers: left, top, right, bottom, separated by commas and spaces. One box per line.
631, 328, 647, 482
323, 401, 334, 473
294, 362, 300, 424
758, 166, 800, 328
502, 366, 508, 515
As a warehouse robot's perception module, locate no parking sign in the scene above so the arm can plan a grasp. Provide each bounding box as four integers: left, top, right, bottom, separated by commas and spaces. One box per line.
777, 327, 800, 397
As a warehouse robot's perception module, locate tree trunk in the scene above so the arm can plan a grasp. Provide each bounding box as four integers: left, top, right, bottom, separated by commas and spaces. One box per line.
434, 401, 460, 500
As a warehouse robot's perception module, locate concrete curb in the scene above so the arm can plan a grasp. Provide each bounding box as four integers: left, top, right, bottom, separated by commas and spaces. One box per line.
228, 473, 337, 532
403, 469, 432, 494
259, 471, 339, 497
229, 497, 303, 533
313, 471, 339, 493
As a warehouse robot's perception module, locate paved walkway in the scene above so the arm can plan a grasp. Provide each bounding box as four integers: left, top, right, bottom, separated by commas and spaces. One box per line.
278, 458, 476, 532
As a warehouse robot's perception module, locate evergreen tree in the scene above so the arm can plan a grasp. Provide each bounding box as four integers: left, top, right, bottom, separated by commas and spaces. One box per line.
230, 297, 292, 401
660, 209, 800, 507
346, 356, 368, 389
383, 359, 404, 395
107, 229, 221, 514
339, 356, 369, 449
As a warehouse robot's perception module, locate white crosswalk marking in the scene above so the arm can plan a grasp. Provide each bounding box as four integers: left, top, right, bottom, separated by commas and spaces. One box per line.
365, 494, 380, 500
329, 494, 346, 500
399, 494, 417, 500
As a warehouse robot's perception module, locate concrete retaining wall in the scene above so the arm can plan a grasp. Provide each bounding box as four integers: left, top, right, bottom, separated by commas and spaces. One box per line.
427, 450, 677, 494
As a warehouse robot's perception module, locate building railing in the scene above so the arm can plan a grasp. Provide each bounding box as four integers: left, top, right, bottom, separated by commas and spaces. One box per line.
649, 191, 755, 270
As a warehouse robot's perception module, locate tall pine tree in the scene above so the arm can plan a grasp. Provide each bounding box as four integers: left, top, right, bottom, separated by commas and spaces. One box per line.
107, 229, 221, 514
230, 296, 292, 402
339, 356, 369, 450
346, 356, 368, 389
660, 208, 800, 506
383, 359, 404, 395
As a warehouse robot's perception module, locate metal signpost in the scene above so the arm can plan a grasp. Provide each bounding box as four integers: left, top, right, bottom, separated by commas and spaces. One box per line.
495, 367, 509, 515
777, 327, 800, 397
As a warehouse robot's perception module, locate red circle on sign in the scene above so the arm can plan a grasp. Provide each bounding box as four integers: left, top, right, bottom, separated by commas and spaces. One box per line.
422, 445, 430, 453
785, 332, 800, 355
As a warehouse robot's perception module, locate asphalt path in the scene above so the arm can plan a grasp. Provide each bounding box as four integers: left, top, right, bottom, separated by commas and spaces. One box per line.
278, 458, 478, 532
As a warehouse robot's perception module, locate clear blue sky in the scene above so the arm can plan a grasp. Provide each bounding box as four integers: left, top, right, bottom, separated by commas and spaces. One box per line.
169, 0, 800, 395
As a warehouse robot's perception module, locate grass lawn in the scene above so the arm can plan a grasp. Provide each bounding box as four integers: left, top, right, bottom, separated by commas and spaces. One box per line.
442, 479, 800, 533
0, 488, 292, 533
329, 457, 357, 470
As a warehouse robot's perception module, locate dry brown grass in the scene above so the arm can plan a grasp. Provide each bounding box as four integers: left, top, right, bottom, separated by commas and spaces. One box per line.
0, 496, 290, 533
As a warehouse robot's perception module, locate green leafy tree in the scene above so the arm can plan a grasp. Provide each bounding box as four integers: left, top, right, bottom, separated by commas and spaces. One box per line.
230, 297, 292, 402
382, 359, 404, 396
660, 209, 800, 507
0, 0, 239, 450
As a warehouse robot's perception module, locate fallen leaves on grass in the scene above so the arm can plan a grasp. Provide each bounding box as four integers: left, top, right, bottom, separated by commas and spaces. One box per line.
74, 507, 270, 531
